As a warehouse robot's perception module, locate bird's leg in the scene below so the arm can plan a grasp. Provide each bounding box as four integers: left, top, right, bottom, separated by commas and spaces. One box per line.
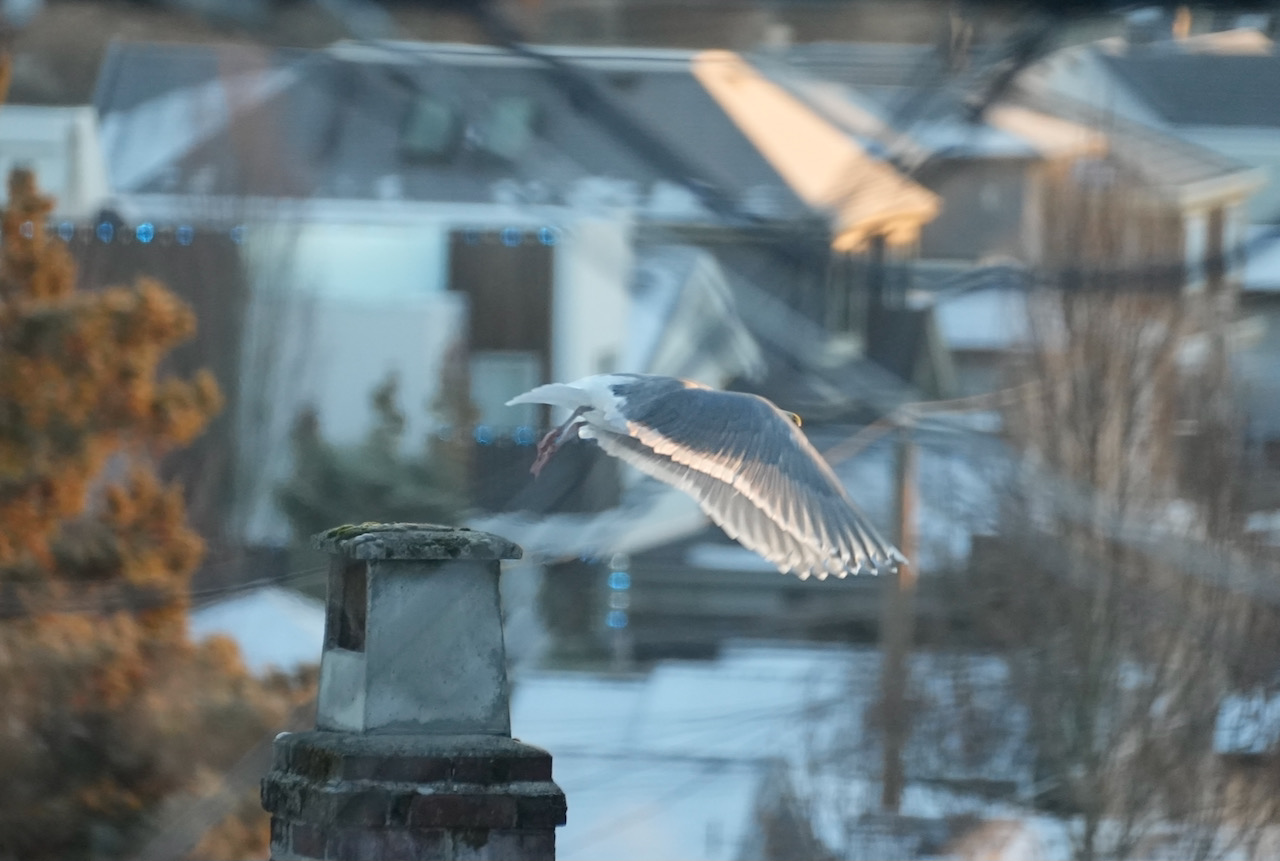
531, 407, 588, 477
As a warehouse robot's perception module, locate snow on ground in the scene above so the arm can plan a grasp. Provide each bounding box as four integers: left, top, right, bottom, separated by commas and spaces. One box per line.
189, 586, 325, 675
513, 641, 1040, 860
1216, 689, 1280, 755
1245, 227, 1280, 293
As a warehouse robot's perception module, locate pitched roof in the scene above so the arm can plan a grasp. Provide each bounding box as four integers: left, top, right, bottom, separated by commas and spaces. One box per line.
93, 40, 812, 222
1013, 87, 1263, 202
762, 40, 1260, 203
693, 50, 939, 250
776, 40, 950, 90
759, 42, 1102, 168
1100, 51, 1280, 128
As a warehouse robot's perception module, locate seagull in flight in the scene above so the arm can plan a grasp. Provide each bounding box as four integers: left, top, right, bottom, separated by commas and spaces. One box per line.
507, 374, 905, 579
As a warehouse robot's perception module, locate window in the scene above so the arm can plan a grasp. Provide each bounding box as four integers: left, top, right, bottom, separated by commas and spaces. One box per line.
470, 351, 541, 430
400, 96, 462, 162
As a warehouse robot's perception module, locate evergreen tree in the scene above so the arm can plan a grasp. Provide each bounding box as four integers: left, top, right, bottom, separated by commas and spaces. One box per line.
277, 371, 469, 542
0, 165, 304, 858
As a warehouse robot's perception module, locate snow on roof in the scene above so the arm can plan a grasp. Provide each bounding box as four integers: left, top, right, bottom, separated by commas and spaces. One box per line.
514, 644, 850, 760
98, 63, 300, 193
189, 586, 324, 675
897, 117, 1041, 159
512, 645, 841, 859
1244, 227, 1280, 293
549, 753, 764, 861
934, 287, 1031, 352
95, 41, 813, 221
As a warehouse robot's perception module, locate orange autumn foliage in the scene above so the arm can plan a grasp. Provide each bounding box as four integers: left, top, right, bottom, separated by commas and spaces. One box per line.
0, 168, 308, 859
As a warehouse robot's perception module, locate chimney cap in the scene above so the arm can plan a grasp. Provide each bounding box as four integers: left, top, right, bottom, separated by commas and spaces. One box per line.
313, 523, 523, 562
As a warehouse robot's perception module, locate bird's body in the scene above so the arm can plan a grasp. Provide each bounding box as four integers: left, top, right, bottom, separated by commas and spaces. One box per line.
507, 373, 904, 579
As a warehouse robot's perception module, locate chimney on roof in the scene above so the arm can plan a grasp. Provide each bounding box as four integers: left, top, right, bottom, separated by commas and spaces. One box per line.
1173, 5, 1192, 40
947, 7, 974, 72
260, 523, 567, 861
1125, 7, 1175, 49
759, 21, 793, 53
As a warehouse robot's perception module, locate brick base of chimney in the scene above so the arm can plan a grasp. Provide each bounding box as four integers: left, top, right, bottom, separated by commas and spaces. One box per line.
262, 731, 566, 861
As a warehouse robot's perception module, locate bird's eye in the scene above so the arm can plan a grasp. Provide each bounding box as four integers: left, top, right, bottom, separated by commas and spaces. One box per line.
787, 412, 803, 428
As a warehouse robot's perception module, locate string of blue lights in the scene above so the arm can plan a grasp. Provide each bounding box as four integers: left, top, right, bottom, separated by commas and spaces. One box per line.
605, 562, 632, 631
18, 220, 564, 248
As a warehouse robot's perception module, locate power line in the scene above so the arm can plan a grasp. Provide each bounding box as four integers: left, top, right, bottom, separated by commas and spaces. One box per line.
0, 564, 328, 618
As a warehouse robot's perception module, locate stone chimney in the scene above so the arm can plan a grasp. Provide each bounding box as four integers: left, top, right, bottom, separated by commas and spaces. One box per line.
261, 523, 566, 860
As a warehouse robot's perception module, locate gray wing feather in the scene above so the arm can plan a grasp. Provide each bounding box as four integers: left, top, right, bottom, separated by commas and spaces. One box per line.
590, 431, 834, 578
597, 381, 903, 578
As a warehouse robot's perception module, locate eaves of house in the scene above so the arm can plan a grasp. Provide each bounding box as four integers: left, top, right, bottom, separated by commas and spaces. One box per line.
91, 38, 938, 253
93, 40, 806, 219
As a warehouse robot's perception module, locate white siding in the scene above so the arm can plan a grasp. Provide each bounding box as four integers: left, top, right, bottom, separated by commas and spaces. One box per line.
0, 105, 109, 218
235, 221, 462, 544
550, 217, 633, 397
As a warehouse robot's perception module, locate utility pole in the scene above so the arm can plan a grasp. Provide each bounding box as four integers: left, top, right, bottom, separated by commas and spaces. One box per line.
879, 427, 918, 813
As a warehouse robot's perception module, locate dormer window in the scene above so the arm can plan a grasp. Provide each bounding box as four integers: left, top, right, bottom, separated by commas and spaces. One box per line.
400, 95, 462, 162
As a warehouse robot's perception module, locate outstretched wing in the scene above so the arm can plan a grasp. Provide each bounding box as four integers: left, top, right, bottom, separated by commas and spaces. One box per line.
587, 380, 902, 579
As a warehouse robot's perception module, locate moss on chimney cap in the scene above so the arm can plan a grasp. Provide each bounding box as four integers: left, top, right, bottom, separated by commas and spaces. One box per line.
313, 523, 523, 562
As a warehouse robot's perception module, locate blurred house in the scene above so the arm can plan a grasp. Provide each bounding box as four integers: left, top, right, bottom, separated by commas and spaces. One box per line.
477, 36, 1266, 668
1025, 25, 1280, 223
91, 39, 945, 549
1023, 26, 1280, 509
758, 39, 1265, 398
